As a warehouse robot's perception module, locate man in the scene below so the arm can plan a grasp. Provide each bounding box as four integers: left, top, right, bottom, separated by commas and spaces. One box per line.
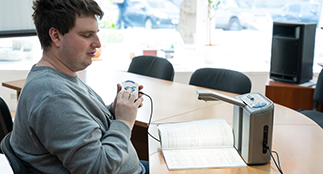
10, 0, 147, 173
115, 0, 133, 29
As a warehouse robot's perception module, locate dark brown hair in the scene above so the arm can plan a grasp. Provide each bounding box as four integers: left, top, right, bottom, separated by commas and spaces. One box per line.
32, 0, 104, 51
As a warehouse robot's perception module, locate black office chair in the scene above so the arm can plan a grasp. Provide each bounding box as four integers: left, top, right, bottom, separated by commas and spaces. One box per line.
1, 132, 29, 174
128, 55, 175, 81
189, 68, 252, 95
0, 97, 13, 153
299, 68, 323, 128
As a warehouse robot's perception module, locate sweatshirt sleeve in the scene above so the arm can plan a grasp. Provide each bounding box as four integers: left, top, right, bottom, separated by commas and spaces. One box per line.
30, 94, 140, 174
107, 103, 116, 119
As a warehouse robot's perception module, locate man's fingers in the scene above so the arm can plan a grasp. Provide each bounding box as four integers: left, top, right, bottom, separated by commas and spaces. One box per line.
134, 97, 143, 107
117, 90, 124, 100
122, 89, 132, 99
137, 97, 144, 108
117, 84, 122, 93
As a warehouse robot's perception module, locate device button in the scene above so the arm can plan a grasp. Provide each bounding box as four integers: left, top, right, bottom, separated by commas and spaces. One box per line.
125, 86, 136, 92
247, 95, 254, 100
252, 102, 267, 108
125, 80, 135, 84
252, 103, 261, 108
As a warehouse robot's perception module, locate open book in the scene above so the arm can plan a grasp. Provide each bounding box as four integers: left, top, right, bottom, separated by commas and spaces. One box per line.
157, 118, 247, 170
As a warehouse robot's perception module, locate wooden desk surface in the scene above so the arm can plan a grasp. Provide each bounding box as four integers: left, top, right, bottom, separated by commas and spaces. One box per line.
149, 102, 323, 174
2, 79, 25, 92
81, 69, 233, 128
2, 70, 224, 127
2, 79, 25, 100
1, 68, 229, 160
3, 68, 323, 173
149, 125, 323, 174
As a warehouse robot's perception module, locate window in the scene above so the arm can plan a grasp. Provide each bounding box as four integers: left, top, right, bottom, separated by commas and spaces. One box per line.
1, 0, 322, 74
289, 4, 301, 13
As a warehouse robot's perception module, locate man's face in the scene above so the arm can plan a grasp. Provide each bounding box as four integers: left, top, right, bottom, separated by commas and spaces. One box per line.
58, 14, 101, 72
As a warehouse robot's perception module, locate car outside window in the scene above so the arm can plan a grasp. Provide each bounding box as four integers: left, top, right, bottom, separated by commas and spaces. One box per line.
302, 4, 319, 15
289, 4, 301, 13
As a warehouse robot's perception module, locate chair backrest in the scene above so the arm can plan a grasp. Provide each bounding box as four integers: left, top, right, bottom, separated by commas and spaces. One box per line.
0, 97, 13, 148
313, 68, 323, 110
127, 55, 175, 81
189, 68, 252, 95
1, 132, 29, 174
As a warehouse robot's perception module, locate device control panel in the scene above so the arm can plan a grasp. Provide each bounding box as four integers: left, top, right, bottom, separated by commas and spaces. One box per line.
121, 80, 138, 94
239, 94, 269, 109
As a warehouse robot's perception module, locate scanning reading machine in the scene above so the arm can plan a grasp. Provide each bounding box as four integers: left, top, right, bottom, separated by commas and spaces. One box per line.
197, 90, 274, 164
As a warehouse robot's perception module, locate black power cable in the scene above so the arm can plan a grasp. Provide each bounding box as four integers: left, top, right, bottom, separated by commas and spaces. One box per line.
264, 142, 283, 174
141, 92, 283, 174
140, 92, 160, 142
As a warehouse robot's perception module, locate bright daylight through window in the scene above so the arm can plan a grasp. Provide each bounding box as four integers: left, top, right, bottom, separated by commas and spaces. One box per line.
95, 0, 323, 72
0, 0, 322, 73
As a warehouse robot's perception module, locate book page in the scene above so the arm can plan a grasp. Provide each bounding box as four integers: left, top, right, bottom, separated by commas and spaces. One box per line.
157, 118, 233, 149
162, 147, 246, 170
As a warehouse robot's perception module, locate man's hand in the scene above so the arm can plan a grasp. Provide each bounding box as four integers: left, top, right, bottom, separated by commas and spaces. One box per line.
112, 84, 144, 130
111, 84, 144, 113
114, 88, 143, 129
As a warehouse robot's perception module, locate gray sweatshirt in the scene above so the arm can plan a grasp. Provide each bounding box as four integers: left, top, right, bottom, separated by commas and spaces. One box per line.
10, 65, 145, 174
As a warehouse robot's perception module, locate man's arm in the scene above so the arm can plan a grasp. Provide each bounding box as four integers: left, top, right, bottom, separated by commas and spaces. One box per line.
30, 94, 142, 173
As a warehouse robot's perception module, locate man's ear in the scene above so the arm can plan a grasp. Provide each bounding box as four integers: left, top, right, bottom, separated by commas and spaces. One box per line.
49, 27, 61, 47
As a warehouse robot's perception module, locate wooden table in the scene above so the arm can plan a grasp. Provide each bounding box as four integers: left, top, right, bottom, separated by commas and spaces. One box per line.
148, 101, 323, 174
2, 68, 226, 161
3, 68, 323, 174
2, 79, 25, 100
265, 79, 322, 112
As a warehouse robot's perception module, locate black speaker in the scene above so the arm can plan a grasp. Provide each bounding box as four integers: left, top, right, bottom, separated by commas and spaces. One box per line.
270, 21, 316, 84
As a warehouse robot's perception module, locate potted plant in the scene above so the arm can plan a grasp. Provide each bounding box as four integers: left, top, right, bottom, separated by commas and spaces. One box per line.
206, 0, 222, 46
203, 0, 225, 64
